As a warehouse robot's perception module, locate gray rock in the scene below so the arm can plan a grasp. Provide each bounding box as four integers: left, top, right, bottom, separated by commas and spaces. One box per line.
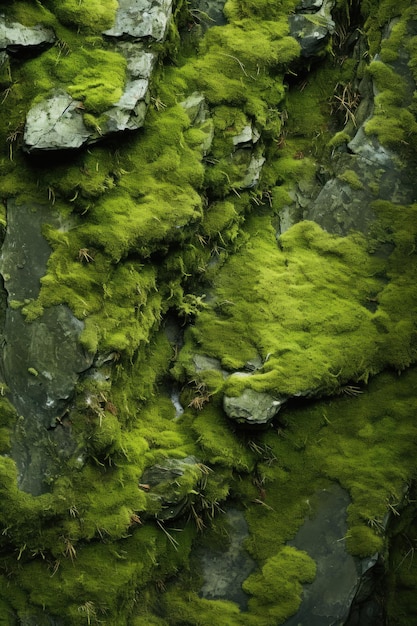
223, 387, 286, 426
284, 483, 359, 626
0, 15, 55, 55
0, 50, 10, 86
116, 41, 157, 79
181, 92, 214, 154
192, 353, 224, 373
228, 119, 264, 189
198, 507, 255, 609
140, 456, 204, 520
104, 0, 173, 42
22, 3, 170, 152
289, 0, 335, 58
0, 200, 94, 494
23, 90, 92, 152
234, 148, 265, 189
104, 79, 149, 133
296, 0, 324, 12
232, 124, 260, 147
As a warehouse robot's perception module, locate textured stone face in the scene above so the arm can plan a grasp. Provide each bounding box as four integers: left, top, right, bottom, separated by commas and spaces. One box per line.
104, 0, 173, 41
23, 90, 92, 151
0, 200, 93, 494
289, 0, 335, 58
223, 388, 286, 426
0, 17, 55, 55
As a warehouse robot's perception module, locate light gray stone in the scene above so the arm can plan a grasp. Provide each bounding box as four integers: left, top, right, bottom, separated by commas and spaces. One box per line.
223, 388, 286, 425
104, 0, 173, 42
23, 90, 91, 152
0, 16, 55, 54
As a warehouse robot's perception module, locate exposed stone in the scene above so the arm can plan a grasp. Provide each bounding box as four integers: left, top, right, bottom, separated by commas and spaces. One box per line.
0, 15, 55, 56
181, 92, 214, 154
284, 483, 361, 626
104, 0, 173, 42
192, 353, 224, 373
115, 41, 156, 79
197, 507, 255, 609
289, 0, 335, 58
23, 90, 92, 152
234, 148, 265, 189
0, 200, 94, 494
296, 0, 324, 12
223, 387, 286, 426
0, 50, 10, 86
140, 456, 204, 520
232, 124, 260, 147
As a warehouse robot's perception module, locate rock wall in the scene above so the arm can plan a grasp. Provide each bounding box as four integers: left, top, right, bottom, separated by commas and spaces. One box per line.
0, 0, 417, 624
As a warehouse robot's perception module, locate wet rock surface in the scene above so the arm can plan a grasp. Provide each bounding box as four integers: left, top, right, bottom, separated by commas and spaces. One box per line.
0, 200, 93, 494
284, 484, 360, 625
198, 507, 256, 609
140, 456, 205, 520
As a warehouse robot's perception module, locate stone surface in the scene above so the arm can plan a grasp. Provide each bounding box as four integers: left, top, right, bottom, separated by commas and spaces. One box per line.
198, 507, 255, 609
0, 15, 55, 55
181, 92, 214, 154
285, 483, 359, 625
0, 200, 94, 494
104, 0, 173, 42
234, 148, 265, 189
289, 0, 335, 58
140, 456, 203, 520
23, 7, 166, 152
23, 90, 92, 152
223, 387, 286, 426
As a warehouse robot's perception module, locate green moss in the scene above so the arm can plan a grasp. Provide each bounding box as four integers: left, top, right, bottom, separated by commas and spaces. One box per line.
337, 169, 364, 190
243, 546, 316, 622
346, 525, 384, 557
56, 49, 127, 114
1, 0, 417, 623
47, 0, 118, 33
177, 216, 389, 395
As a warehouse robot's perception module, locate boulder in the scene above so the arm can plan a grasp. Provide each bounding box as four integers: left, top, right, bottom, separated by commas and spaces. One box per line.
0, 15, 55, 56
223, 387, 286, 426
284, 483, 386, 626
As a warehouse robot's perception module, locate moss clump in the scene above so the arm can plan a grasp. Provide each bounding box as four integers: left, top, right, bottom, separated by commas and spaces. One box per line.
55, 48, 127, 113
347, 525, 384, 557
243, 547, 316, 622
337, 169, 364, 190
177, 215, 390, 396
47, 0, 118, 33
